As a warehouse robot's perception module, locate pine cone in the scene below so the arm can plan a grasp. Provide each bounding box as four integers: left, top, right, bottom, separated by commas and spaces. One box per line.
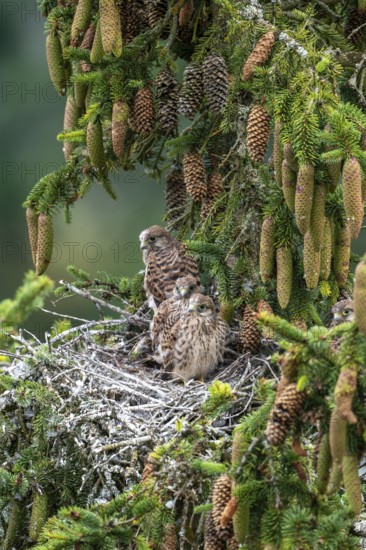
212, 474, 234, 541
156, 69, 179, 133
63, 95, 80, 160
329, 407, 346, 466
183, 152, 207, 201
179, 63, 203, 119
70, 0, 93, 46
200, 197, 214, 220
239, 306, 261, 353
178, 0, 194, 26
291, 316, 307, 332
3, 499, 25, 549
282, 159, 296, 212
295, 164, 314, 235
46, 33, 66, 96
112, 100, 129, 158
80, 24, 95, 72
165, 169, 187, 223
204, 512, 227, 550
246, 104, 270, 163
354, 258, 366, 336
29, 492, 48, 541
259, 216, 276, 283
207, 171, 224, 199
344, 7, 366, 47
133, 87, 155, 136
26, 208, 39, 269
266, 383, 307, 446
90, 20, 104, 63
87, 120, 106, 170
257, 299, 274, 338
161, 524, 176, 550
276, 246, 293, 310
303, 231, 321, 290
232, 484, 250, 544
320, 218, 333, 281
120, 0, 147, 43
146, 0, 168, 28
342, 156, 363, 239
100, 0, 118, 54
334, 224, 351, 288
316, 433, 331, 494
242, 30, 276, 81
310, 182, 326, 251
36, 214, 54, 276
202, 52, 229, 113
343, 454, 362, 515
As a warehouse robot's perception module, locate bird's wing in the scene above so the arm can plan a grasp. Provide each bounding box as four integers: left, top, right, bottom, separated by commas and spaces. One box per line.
151, 298, 175, 349
161, 312, 182, 371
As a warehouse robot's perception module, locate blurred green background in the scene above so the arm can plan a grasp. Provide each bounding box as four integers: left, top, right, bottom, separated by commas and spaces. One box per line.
0, 1, 164, 336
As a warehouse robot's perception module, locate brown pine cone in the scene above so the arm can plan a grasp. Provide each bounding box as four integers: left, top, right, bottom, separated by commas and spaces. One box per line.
246, 104, 270, 163
183, 151, 207, 201
133, 87, 155, 136
242, 30, 276, 81
165, 169, 187, 223
202, 52, 229, 113
212, 475, 234, 541
266, 383, 307, 446
156, 69, 179, 133
179, 63, 203, 119
239, 305, 261, 353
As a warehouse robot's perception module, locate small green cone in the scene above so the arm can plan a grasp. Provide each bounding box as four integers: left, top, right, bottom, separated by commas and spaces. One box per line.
260, 217, 276, 283
276, 246, 293, 309
71, 0, 93, 46
112, 7, 123, 57
342, 156, 363, 239
100, 0, 118, 54
36, 213, 54, 276
329, 406, 346, 466
320, 217, 333, 281
112, 100, 129, 158
317, 433, 331, 494
26, 207, 39, 268
90, 19, 104, 63
354, 259, 366, 336
3, 498, 26, 550
29, 492, 49, 542
303, 231, 320, 290
46, 33, 66, 96
310, 182, 326, 251
334, 224, 351, 288
63, 94, 80, 160
295, 164, 314, 235
86, 119, 106, 170
233, 484, 250, 543
282, 159, 296, 212
343, 453, 362, 515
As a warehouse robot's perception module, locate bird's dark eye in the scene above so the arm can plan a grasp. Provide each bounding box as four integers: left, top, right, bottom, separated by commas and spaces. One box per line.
343, 308, 351, 315
149, 236, 156, 242
199, 304, 206, 310
190, 286, 194, 291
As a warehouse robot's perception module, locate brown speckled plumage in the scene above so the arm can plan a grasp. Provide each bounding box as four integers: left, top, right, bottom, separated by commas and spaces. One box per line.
163, 294, 228, 380
139, 225, 199, 310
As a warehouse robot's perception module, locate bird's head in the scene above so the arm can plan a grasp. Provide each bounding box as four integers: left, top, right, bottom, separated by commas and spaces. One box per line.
330, 299, 354, 327
139, 226, 173, 251
174, 275, 200, 299
188, 294, 215, 317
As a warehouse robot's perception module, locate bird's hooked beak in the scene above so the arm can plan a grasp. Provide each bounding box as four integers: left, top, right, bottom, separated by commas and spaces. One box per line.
330, 313, 342, 326
140, 240, 148, 250
188, 303, 197, 312
180, 287, 190, 298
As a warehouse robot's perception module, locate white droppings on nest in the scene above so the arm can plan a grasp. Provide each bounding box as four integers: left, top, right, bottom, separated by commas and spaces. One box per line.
4, 298, 274, 504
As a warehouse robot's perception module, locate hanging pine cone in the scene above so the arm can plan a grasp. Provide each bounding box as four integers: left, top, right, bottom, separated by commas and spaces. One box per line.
246, 104, 270, 163
276, 246, 293, 309
90, 19, 104, 64
334, 224, 351, 288
183, 152, 207, 201
207, 171, 224, 199
161, 524, 176, 550
165, 169, 187, 223
242, 30, 276, 81
239, 306, 261, 353
63, 95, 80, 161
260, 216, 276, 283
342, 156, 363, 239
295, 164, 314, 235
86, 119, 106, 170
343, 454, 362, 515
320, 217, 333, 281
29, 492, 49, 542
354, 258, 366, 336
266, 383, 307, 446
133, 87, 155, 136
120, 0, 147, 43
112, 100, 129, 158
70, 0, 93, 46
303, 231, 321, 290
146, 0, 168, 28
202, 52, 229, 113
36, 214, 54, 276
155, 69, 179, 133
212, 474, 234, 541
200, 197, 213, 220
26, 207, 39, 268
179, 63, 203, 119
46, 33, 66, 96
204, 512, 227, 550
99, 0, 119, 54
80, 24, 95, 72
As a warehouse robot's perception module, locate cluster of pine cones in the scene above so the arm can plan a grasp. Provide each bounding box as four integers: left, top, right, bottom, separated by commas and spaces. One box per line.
260, 125, 366, 310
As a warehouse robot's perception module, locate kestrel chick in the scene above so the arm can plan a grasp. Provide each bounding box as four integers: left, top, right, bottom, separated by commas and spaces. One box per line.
164, 293, 228, 381
151, 275, 200, 364
330, 299, 354, 327
139, 225, 199, 310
